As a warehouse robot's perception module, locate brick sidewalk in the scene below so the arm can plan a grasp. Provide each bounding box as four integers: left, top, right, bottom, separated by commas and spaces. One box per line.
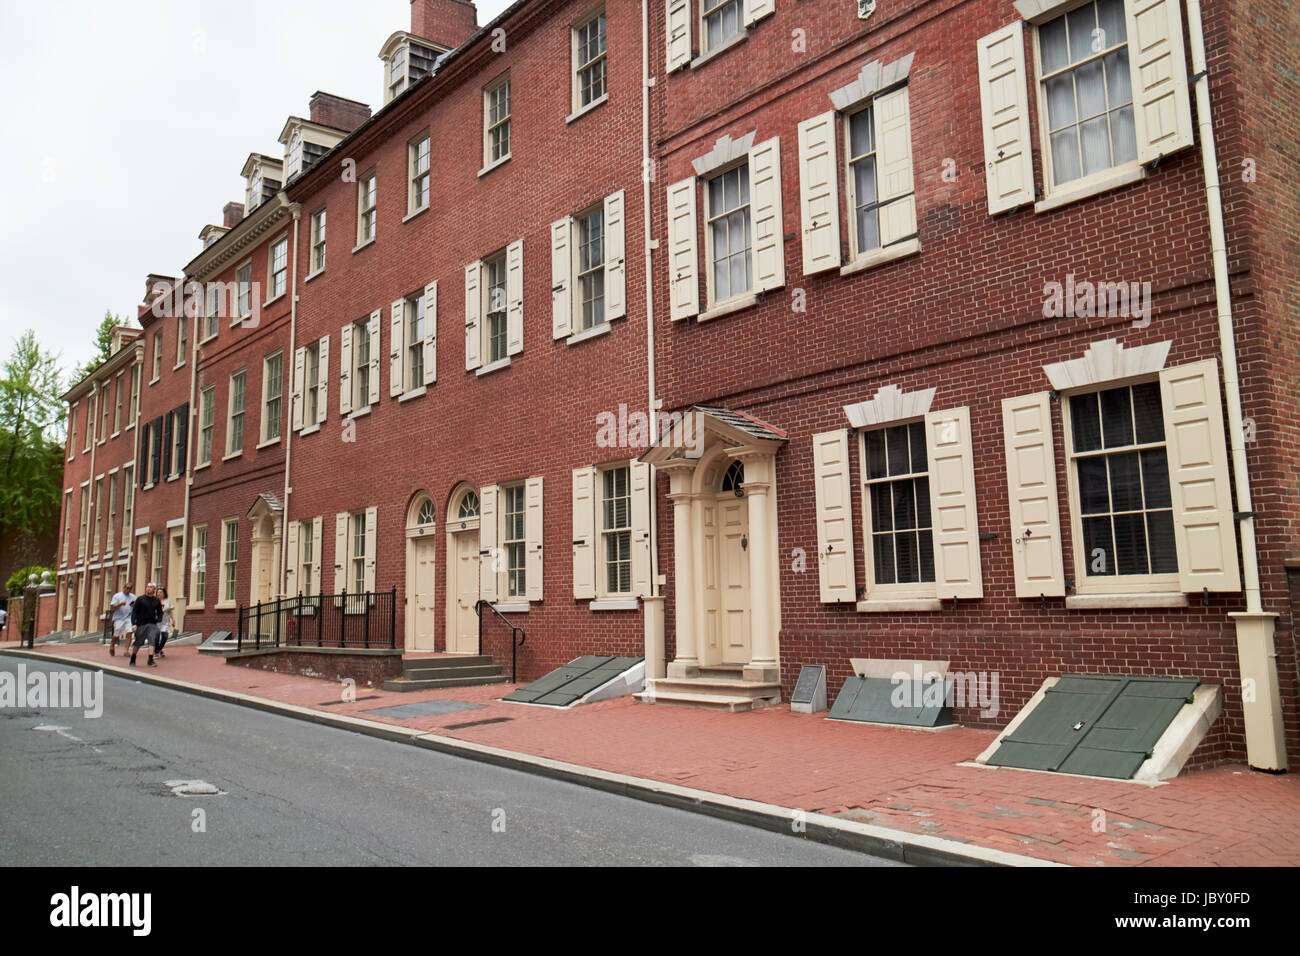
8, 641, 1299, 866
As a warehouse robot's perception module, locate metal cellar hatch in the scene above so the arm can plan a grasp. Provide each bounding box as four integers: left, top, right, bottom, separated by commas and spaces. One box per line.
828, 675, 954, 728
503, 656, 644, 708
986, 675, 1202, 779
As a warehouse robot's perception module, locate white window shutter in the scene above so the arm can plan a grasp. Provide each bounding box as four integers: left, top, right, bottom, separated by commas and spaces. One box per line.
390, 300, 405, 397
745, 0, 775, 25
368, 310, 382, 406
333, 512, 347, 596
525, 476, 544, 602
925, 407, 983, 599
748, 136, 786, 292
797, 111, 842, 275
1125, 0, 1194, 164
631, 461, 653, 598
666, 178, 699, 321
506, 239, 524, 356
1159, 359, 1241, 593
604, 190, 627, 321
284, 520, 300, 595
364, 506, 377, 593
464, 262, 482, 371
572, 466, 597, 599
423, 281, 438, 386
311, 516, 323, 596
977, 22, 1035, 214
1001, 392, 1065, 598
316, 334, 329, 425
292, 347, 306, 431
873, 85, 917, 247
812, 430, 857, 603
552, 217, 573, 340
339, 323, 353, 416
479, 484, 499, 602
666, 0, 691, 73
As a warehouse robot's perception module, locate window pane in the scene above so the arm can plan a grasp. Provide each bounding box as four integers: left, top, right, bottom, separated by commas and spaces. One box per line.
1141, 449, 1172, 509
1132, 382, 1164, 443
1078, 456, 1110, 514
1097, 0, 1127, 46
870, 483, 893, 532
1045, 75, 1076, 130
1071, 393, 1102, 452
896, 532, 920, 584
1108, 451, 1143, 512
886, 425, 910, 477
849, 109, 873, 157
1051, 129, 1082, 184
1100, 387, 1133, 447
914, 476, 931, 530
893, 481, 917, 530
853, 155, 877, 203
1147, 511, 1178, 573
1040, 16, 1069, 72
873, 534, 895, 585
1112, 512, 1149, 574
1067, 4, 1096, 64
909, 422, 927, 473
1082, 515, 1114, 576
1111, 105, 1138, 165
1075, 58, 1106, 118
866, 430, 886, 479
918, 531, 935, 583
1080, 115, 1112, 176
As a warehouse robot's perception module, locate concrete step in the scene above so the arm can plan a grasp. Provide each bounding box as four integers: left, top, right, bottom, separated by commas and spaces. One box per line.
636, 677, 782, 712
382, 674, 509, 692
402, 663, 503, 680
633, 690, 778, 713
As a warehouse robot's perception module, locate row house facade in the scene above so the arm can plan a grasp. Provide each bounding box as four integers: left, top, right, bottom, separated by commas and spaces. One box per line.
55, 0, 1298, 769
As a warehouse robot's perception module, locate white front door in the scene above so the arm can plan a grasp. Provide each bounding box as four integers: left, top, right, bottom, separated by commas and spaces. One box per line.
716, 496, 752, 665
450, 530, 480, 654
410, 536, 437, 650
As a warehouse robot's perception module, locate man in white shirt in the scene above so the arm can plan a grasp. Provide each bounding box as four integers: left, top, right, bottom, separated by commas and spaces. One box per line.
108, 582, 135, 657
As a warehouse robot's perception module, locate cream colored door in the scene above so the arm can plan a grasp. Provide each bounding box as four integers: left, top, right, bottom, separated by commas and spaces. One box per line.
411, 536, 437, 649
88, 572, 101, 631
716, 496, 752, 665
451, 531, 480, 654
168, 533, 186, 631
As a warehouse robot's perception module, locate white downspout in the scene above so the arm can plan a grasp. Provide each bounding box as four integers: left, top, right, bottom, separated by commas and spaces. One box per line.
279, 199, 302, 599
1185, 0, 1287, 770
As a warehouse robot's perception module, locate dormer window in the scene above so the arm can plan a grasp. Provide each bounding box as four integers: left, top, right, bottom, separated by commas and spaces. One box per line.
389, 46, 409, 99
247, 171, 264, 212
242, 156, 284, 213
381, 33, 447, 105
286, 129, 303, 179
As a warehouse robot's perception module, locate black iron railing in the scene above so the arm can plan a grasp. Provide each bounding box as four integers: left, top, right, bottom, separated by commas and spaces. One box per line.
237, 588, 398, 652
475, 600, 526, 684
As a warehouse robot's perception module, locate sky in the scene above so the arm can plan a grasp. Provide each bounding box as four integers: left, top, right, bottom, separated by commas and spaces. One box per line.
0, 0, 514, 383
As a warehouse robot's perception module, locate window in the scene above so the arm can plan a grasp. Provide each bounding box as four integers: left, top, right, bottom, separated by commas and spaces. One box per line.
350, 512, 367, 594
577, 208, 605, 330
78, 487, 89, 559
61, 490, 72, 562
227, 371, 246, 455
130, 365, 140, 420
310, 208, 326, 273
100, 385, 111, 440
502, 484, 526, 598
1067, 381, 1176, 580
389, 44, 408, 100
601, 466, 632, 595
113, 374, 123, 433
483, 253, 508, 364
198, 386, 215, 465
151, 531, 164, 587
299, 520, 315, 595
1036, 0, 1136, 189
68, 406, 77, 458
484, 76, 511, 167
701, 0, 743, 53
262, 353, 282, 443
409, 134, 430, 212
458, 492, 480, 520
192, 525, 207, 605
83, 397, 93, 451
93, 479, 104, 557
151, 331, 164, 381
352, 319, 372, 410
170, 407, 187, 478
357, 173, 377, 245
121, 467, 134, 550
176, 316, 188, 367
221, 519, 238, 605
574, 12, 607, 111
267, 236, 288, 299
305, 342, 321, 427
863, 422, 935, 588
406, 293, 426, 386
203, 285, 220, 340
237, 262, 253, 320
706, 164, 752, 304
148, 416, 163, 484
847, 104, 888, 255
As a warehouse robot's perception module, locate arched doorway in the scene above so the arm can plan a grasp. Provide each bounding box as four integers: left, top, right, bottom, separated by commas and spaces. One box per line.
406, 493, 438, 650
445, 485, 481, 654
704, 459, 752, 666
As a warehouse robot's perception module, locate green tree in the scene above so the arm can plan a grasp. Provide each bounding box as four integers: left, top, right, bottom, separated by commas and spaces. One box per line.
0, 331, 65, 543
77, 311, 128, 380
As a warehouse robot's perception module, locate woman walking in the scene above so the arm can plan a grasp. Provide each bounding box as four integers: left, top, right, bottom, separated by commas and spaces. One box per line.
154, 587, 174, 659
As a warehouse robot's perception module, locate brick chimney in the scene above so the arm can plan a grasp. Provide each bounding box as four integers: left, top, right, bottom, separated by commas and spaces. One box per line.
309, 92, 372, 133
223, 202, 245, 228
143, 275, 176, 307
410, 0, 477, 50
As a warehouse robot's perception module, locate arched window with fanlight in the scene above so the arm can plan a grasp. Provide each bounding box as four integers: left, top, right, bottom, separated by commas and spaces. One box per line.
721, 460, 746, 496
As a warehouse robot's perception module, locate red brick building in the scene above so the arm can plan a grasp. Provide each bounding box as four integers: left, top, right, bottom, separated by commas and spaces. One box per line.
52, 0, 1298, 769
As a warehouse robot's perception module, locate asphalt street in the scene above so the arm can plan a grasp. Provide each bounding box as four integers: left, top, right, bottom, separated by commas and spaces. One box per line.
0, 655, 901, 866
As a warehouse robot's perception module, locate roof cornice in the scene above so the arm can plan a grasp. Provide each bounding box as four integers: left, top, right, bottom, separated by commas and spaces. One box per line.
184, 195, 291, 279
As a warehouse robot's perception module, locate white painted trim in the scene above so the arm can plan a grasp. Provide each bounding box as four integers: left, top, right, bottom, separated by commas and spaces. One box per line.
1065, 593, 1190, 609
1043, 338, 1172, 391
591, 599, 639, 611
689, 27, 747, 70
838, 237, 920, 277
1035, 164, 1145, 213
828, 53, 915, 111
566, 92, 608, 125
856, 599, 943, 613
352, 237, 376, 255
402, 204, 430, 225
697, 292, 759, 323
398, 386, 427, 403
567, 322, 613, 345
475, 357, 512, 377
478, 154, 512, 178
692, 130, 757, 177
492, 602, 530, 614
843, 383, 936, 429
166, 517, 186, 529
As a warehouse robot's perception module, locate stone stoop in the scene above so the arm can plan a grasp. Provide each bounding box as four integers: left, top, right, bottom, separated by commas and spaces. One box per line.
636, 665, 781, 712
382, 655, 507, 692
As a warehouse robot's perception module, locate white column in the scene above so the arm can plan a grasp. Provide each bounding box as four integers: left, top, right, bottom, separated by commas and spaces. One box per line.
663, 462, 700, 678
741, 469, 778, 683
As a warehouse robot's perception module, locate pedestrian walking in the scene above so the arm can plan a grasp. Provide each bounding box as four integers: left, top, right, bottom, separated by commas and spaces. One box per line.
108, 582, 136, 657
130, 583, 163, 667
154, 587, 174, 658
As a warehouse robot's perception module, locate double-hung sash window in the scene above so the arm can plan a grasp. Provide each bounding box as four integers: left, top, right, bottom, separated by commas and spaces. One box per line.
706, 164, 753, 304
310, 209, 326, 273
576, 208, 605, 330
268, 237, 288, 299
701, 0, 744, 53
204, 286, 220, 340
262, 353, 283, 443
198, 386, 215, 465
601, 466, 632, 595
222, 519, 238, 604
485, 76, 511, 166
151, 531, 164, 587
106, 475, 117, 557
151, 331, 163, 381
121, 469, 133, 550
192, 525, 207, 605
503, 484, 527, 598
300, 521, 315, 595
574, 12, 607, 110
351, 512, 367, 594
236, 262, 253, 321
113, 374, 123, 433
406, 293, 426, 386
305, 343, 321, 426
484, 253, 508, 364
358, 173, 377, 244
227, 371, 246, 455
409, 135, 430, 212
176, 316, 187, 366
353, 319, 372, 409
863, 422, 935, 588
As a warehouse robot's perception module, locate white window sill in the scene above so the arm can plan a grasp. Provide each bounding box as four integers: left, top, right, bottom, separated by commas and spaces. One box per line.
214, 602, 236, 611
194, 461, 211, 472
690, 29, 748, 70
188, 604, 205, 613
347, 406, 372, 419
263, 292, 287, 309
840, 237, 922, 277
476, 357, 512, 377
566, 93, 608, 125
352, 237, 376, 255
398, 387, 427, 403
492, 602, 529, 614
148, 377, 160, 386
1035, 164, 1145, 214
221, 450, 243, 462
142, 483, 156, 492
567, 322, 613, 346
172, 362, 185, 372
1065, 592, 1189, 609
699, 292, 760, 323
199, 334, 218, 346
256, 437, 281, 450
111, 431, 120, 440
125, 422, 135, 431
166, 474, 181, 483
478, 154, 512, 178
304, 268, 325, 284
403, 204, 430, 224
857, 599, 943, 613
299, 424, 321, 438
591, 598, 638, 611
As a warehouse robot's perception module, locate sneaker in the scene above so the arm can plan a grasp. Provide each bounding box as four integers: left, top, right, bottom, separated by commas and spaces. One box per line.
147, 657, 155, 667
129, 656, 137, 666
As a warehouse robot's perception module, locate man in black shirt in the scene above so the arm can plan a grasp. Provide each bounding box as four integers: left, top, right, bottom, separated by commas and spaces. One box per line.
130, 583, 163, 667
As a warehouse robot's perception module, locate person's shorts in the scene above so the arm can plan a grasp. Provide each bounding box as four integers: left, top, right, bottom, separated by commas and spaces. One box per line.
113, 619, 132, 638
132, 624, 156, 648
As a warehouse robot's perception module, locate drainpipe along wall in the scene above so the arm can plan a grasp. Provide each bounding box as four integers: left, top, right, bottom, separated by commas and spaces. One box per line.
1186, 0, 1287, 770
278, 197, 302, 599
